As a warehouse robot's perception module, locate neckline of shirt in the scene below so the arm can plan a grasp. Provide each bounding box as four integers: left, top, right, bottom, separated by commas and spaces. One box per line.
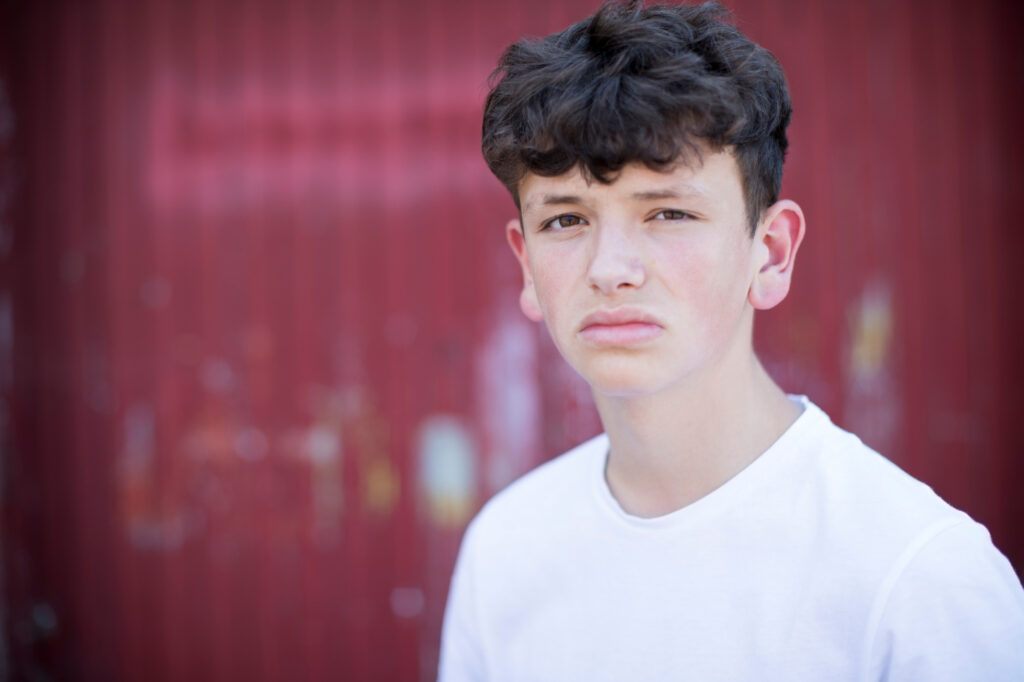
590, 394, 823, 531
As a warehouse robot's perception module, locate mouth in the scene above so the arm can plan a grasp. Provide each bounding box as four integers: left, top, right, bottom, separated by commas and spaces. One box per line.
578, 308, 664, 346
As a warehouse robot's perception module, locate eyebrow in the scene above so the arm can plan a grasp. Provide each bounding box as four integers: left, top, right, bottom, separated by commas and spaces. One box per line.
535, 194, 583, 207
525, 186, 708, 213
632, 187, 708, 201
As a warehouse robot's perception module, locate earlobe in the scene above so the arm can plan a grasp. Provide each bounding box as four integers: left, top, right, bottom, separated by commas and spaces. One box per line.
748, 200, 806, 311
506, 218, 544, 322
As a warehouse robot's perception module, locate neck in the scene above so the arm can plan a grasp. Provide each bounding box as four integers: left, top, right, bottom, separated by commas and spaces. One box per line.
594, 347, 801, 518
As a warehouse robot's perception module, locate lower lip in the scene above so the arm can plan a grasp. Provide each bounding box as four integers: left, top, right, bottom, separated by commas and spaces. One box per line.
579, 322, 663, 346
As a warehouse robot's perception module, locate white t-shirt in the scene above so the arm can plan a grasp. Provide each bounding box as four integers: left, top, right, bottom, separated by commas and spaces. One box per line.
439, 397, 1024, 681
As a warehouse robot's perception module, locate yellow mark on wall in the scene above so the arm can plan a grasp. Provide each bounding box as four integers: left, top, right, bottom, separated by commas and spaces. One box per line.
848, 283, 893, 379
364, 457, 399, 516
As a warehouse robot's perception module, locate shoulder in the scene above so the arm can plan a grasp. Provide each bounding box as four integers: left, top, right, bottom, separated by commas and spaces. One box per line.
864, 519, 1024, 679
441, 432, 608, 665
792, 400, 1024, 677
792, 399, 967, 540
465, 432, 607, 543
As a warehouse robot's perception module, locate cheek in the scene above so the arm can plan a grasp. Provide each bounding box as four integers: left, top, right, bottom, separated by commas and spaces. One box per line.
528, 253, 571, 318
661, 239, 752, 319
661, 244, 719, 295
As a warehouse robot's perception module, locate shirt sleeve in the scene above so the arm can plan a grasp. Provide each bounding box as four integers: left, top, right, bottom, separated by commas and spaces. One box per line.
438, 519, 487, 682
867, 519, 1024, 682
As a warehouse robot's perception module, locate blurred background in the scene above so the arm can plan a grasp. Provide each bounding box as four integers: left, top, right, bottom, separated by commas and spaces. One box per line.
1, 0, 1022, 679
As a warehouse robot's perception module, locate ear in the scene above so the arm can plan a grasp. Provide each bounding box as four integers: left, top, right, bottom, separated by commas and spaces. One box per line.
506, 218, 544, 322
748, 200, 806, 310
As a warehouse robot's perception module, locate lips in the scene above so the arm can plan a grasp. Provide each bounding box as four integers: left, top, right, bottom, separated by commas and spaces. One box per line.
578, 308, 664, 346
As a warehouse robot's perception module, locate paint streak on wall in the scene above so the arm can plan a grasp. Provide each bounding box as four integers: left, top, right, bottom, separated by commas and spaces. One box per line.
416, 415, 475, 528
843, 279, 899, 453
475, 308, 542, 495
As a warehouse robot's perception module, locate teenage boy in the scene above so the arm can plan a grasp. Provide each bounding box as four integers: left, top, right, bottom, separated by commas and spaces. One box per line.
439, 2, 1024, 680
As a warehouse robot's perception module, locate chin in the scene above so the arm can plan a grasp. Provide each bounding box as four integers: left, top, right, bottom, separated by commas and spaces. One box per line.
574, 359, 677, 399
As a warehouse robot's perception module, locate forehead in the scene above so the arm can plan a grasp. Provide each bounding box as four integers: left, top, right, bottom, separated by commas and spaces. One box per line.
518, 151, 744, 215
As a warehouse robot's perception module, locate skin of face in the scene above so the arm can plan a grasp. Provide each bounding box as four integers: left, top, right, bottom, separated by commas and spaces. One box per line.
507, 151, 775, 399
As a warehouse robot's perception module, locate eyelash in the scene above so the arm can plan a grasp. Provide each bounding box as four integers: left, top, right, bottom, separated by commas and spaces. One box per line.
539, 209, 693, 232
540, 214, 586, 231
653, 209, 691, 221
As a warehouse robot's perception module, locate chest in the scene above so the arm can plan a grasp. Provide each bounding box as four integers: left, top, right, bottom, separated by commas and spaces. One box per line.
478, 520, 877, 682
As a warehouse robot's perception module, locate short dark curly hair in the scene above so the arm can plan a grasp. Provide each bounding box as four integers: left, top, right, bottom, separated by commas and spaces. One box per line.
482, 0, 792, 233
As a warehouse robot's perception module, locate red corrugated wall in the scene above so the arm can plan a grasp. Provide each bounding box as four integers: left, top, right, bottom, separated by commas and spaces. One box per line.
1, 0, 1022, 679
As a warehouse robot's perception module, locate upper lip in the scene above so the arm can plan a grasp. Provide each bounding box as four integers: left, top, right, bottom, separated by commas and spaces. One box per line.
579, 308, 664, 330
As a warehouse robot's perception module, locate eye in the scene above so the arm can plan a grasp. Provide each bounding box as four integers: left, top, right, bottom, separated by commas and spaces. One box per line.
652, 209, 691, 221
541, 214, 586, 231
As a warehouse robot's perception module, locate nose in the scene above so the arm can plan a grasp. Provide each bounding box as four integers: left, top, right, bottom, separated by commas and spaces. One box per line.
586, 223, 646, 295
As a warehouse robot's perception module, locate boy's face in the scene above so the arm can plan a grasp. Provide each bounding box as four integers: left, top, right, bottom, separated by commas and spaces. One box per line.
508, 150, 765, 398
